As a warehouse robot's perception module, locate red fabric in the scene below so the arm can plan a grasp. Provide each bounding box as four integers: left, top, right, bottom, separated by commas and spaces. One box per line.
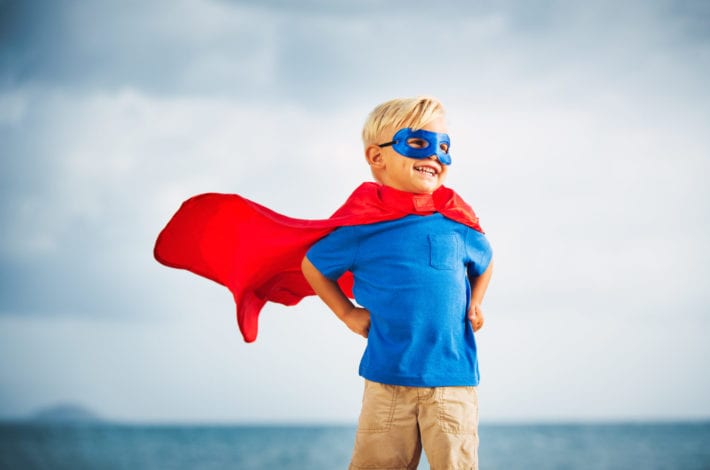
154, 182, 483, 342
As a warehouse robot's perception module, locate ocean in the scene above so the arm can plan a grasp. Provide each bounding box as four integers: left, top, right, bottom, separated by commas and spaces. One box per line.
1, 422, 709, 469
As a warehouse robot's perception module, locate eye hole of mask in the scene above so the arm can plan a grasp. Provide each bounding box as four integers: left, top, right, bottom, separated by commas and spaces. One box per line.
406, 138, 429, 149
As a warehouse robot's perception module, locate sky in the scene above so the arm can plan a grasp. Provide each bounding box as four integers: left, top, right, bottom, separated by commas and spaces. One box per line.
1, 0, 709, 424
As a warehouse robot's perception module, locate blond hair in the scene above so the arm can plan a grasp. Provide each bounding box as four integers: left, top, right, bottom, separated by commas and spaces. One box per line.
362, 96, 446, 146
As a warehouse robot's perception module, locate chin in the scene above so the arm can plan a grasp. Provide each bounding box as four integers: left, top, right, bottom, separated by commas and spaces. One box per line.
410, 175, 445, 194
420, 180, 444, 193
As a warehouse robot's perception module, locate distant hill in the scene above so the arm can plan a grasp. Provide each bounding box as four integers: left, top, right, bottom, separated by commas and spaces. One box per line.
31, 404, 103, 423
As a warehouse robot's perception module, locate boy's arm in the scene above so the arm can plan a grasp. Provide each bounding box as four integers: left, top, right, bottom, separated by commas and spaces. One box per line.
468, 259, 493, 332
301, 256, 371, 338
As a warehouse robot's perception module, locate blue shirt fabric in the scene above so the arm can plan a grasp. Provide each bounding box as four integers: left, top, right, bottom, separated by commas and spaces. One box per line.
306, 213, 492, 387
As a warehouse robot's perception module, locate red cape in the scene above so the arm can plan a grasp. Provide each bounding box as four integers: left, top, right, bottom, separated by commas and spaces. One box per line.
154, 182, 483, 342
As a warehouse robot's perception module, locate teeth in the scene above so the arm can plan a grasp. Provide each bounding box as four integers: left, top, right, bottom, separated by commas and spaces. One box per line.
416, 167, 436, 176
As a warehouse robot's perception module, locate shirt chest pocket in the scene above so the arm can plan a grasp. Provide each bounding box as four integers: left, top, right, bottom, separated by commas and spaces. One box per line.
428, 234, 461, 270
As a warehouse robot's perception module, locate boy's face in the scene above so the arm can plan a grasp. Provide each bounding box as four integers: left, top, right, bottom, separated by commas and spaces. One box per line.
367, 116, 449, 194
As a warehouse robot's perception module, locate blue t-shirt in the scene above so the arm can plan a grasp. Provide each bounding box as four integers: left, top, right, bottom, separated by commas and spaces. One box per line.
306, 213, 492, 387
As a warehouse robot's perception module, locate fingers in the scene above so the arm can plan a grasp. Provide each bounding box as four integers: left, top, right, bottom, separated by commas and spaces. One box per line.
472, 316, 484, 332
347, 307, 370, 338
356, 323, 370, 338
361, 314, 371, 339
469, 305, 484, 332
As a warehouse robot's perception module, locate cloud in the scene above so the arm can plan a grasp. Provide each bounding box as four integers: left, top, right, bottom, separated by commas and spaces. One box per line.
1, 0, 709, 422
1, 0, 279, 97
1, 0, 708, 328
0, 85, 373, 318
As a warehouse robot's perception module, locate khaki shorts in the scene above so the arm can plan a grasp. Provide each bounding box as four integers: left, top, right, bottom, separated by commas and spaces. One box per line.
349, 379, 479, 470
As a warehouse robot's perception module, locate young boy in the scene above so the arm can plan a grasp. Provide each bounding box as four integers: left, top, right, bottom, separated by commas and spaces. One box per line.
302, 97, 493, 469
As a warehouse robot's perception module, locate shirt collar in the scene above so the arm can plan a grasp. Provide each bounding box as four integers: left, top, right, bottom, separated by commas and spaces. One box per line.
377, 184, 439, 214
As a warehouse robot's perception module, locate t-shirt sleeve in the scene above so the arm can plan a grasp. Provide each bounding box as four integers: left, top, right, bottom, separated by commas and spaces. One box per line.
305, 226, 358, 281
465, 228, 493, 277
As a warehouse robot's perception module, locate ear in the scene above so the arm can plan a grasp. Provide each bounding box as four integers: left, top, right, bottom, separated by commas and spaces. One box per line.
365, 144, 385, 169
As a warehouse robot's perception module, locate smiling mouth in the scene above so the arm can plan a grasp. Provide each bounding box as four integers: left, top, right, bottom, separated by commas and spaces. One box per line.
414, 166, 438, 177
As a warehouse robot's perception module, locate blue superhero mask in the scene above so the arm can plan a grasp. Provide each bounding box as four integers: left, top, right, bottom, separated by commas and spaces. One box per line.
378, 128, 452, 165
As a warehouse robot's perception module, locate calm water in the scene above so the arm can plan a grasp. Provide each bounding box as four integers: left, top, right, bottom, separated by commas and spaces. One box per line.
1, 422, 709, 469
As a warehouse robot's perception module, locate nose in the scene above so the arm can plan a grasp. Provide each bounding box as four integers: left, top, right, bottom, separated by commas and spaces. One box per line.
429, 154, 447, 166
